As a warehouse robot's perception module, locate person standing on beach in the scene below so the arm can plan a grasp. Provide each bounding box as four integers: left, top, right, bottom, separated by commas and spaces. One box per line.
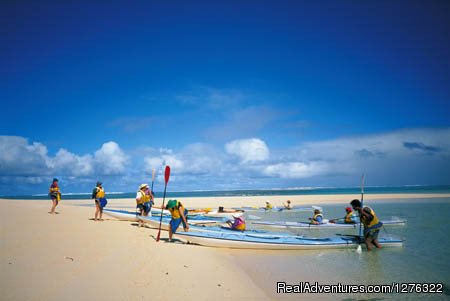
92, 181, 107, 221
136, 183, 154, 227
166, 199, 189, 242
350, 199, 383, 251
49, 178, 61, 214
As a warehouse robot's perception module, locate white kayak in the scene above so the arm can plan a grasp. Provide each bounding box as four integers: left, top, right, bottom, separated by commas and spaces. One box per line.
103, 209, 220, 226
150, 207, 242, 219
233, 205, 322, 212
103, 209, 303, 238
174, 231, 403, 250
252, 218, 407, 229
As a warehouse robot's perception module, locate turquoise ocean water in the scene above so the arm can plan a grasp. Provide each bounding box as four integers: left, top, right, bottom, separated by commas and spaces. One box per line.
3, 185, 450, 200
231, 197, 450, 300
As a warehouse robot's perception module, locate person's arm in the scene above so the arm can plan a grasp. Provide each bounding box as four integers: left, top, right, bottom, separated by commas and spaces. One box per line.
91, 188, 97, 199
179, 205, 189, 231
355, 207, 373, 221
135, 192, 141, 202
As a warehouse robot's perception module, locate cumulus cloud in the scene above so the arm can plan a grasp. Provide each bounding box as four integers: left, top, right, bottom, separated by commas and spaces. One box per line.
1, 127, 450, 194
0, 136, 128, 179
263, 162, 329, 179
94, 141, 129, 175
225, 138, 270, 163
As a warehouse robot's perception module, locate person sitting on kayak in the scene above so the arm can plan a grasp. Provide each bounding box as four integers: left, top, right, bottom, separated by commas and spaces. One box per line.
166, 199, 189, 242
350, 199, 383, 251
265, 201, 273, 210
309, 209, 324, 225
284, 200, 293, 210
136, 184, 154, 227
330, 207, 358, 224
344, 207, 358, 223
92, 181, 107, 221
227, 215, 246, 231
49, 178, 61, 214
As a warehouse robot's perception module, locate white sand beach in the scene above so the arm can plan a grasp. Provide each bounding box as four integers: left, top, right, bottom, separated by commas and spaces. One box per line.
1, 193, 449, 300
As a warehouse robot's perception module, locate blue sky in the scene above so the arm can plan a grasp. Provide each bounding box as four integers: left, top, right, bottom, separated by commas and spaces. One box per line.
1, 1, 450, 195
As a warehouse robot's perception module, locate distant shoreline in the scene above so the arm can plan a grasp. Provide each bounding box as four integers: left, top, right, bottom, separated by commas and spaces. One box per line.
2, 184, 450, 200
3, 192, 450, 209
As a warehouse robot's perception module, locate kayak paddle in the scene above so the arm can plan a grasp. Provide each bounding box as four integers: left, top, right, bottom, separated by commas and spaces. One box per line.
156, 166, 171, 242
356, 175, 365, 253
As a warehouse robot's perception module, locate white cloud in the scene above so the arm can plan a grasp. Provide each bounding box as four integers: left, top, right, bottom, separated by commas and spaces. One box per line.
94, 141, 129, 175
0, 137, 129, 178
52, 149, 93, 176
225, 138, 270, 163
1, 128, 450, 194
263, 162, 329, 179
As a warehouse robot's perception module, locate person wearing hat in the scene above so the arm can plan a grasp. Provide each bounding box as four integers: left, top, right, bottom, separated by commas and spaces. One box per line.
330, 207, 358, 224
48, 178, 61, 214
92, 181, 107, 221
309, 208, 324, 225
350, 199, 383, 251
136, 183, 154, 227
226, 214, 246, 231
344, 207, 357, 224
166, 199, 189, 242
284, 200, 293, 210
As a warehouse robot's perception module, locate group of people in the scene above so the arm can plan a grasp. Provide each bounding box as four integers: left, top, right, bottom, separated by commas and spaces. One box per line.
47, 179, 190, 237
308, 202, 383, 251
49, 179, 383, 250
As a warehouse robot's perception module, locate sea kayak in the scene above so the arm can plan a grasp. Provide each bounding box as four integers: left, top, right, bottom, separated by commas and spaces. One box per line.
150, 207, 242, 219
252, 218, 407, 229
174, 231, 403, 250
103, 209, 304, 238
103, 209, 220, 225
233, 205, 322, 212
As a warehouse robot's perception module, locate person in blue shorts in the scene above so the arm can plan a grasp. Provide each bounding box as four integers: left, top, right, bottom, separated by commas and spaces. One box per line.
166, 199, 189, 242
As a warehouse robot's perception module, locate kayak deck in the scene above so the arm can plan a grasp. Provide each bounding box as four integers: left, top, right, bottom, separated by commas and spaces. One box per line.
175, 231, 403, 250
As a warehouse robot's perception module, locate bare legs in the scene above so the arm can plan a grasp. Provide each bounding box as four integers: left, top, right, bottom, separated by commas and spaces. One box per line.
94, 202, 103, 221
49, 198, 58, 214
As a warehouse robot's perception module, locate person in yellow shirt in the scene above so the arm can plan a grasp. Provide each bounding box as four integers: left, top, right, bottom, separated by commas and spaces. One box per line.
351, 199, 383, 251
226, 215, 246, 231
136, 183, 154, 227
48, 178, 61, 214
165, 200, 189, 242
92, 181, 107, 221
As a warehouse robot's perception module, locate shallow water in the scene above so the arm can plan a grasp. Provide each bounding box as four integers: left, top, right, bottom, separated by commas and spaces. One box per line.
231, 198, 450, 300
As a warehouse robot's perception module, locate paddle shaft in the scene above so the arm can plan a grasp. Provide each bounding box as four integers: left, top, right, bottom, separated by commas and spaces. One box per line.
156, 166, 170, 242
358, 175, 365, 239
156, 183, 168, 242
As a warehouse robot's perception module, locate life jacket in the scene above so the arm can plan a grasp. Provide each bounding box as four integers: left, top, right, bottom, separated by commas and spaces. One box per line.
345, 211, 356, 223
95, 187, 105, 199
49, 184, 61, 200
168, 201, 184, 219
266, 203, 273, 210
361, 207, 382, 229
49, 185, 59, 194
312, 213, 323, 222
136, 190, 150, 205
232, 218, 246, 231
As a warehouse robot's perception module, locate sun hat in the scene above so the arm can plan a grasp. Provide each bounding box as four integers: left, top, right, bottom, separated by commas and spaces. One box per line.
345, 207, 352, 212
96, 181, 102, 186
166, 199, 177, 209
139, 183, 149, 190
